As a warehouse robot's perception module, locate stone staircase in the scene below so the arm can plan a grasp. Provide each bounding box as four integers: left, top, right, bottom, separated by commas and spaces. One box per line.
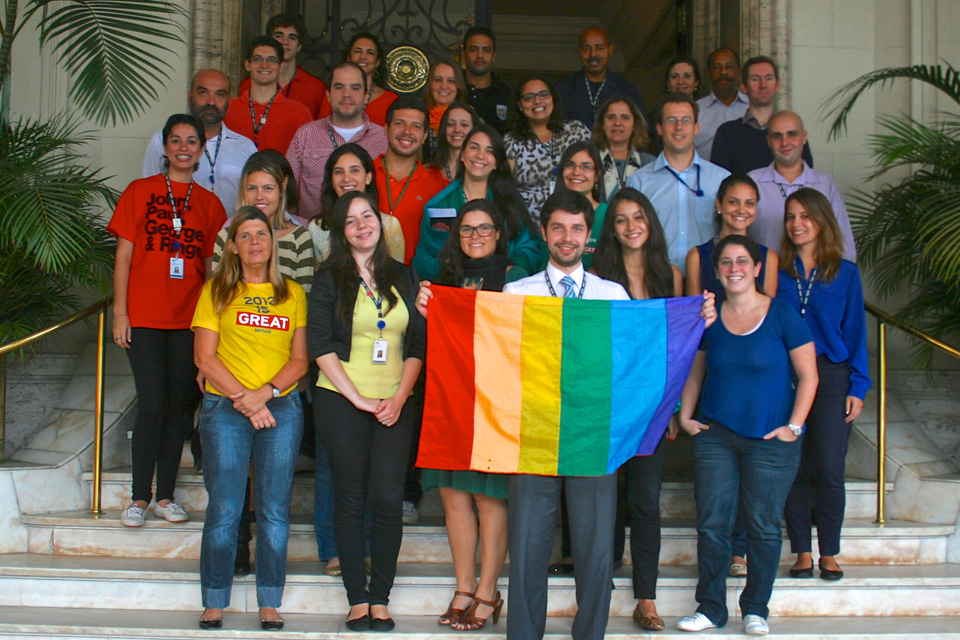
1, 343, 959, 638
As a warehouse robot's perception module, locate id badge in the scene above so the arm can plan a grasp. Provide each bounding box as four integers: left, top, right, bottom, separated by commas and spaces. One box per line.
172, 217, 182, 233
548, 179, 556, 195
170, 257, 184, 279
372, 339, 388, 364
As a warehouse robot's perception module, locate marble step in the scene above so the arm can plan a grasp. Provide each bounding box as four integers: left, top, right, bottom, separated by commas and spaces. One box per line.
21, 510, 953, 566
1, 555, 960, 618
84, 467, 890, 520
2, 607, 960, 640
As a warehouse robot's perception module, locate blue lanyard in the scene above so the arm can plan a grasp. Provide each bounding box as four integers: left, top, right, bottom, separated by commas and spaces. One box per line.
665, 164, 703, 197
795, 265, 818, 318
359, 278, 386, 337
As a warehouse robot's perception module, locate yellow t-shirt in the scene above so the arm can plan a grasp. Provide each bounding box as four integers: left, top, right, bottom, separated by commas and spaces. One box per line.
317, 285, 408, 399
192, 280, 307, 395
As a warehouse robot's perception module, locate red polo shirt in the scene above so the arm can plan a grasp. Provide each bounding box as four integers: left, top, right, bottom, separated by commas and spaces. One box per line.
373, 156, 446, 264
223, 91, 312, 154
238, 66, 328, 119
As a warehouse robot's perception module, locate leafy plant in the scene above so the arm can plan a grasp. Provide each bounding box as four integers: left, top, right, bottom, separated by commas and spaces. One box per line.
0, 116, 117, 344
0, 1, 185, 343
822, 63, 960, 348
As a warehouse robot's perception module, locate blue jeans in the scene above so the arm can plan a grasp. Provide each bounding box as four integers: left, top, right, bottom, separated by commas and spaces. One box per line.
691, 422, 801, 626
199, 392, 303, 609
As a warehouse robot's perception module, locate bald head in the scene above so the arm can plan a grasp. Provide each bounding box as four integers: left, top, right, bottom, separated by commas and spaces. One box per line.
579, 27, 613, 80
767, 110, 808, 168
189, 69, 231, 130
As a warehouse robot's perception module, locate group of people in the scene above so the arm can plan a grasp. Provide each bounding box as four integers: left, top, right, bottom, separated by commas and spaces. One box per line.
109, 14, 870, 639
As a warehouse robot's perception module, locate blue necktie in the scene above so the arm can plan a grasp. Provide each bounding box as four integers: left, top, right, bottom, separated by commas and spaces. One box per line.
560, 275, 578, 298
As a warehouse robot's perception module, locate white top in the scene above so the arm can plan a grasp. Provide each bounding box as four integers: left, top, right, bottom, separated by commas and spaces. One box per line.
142, 123, 257, 216
504, 263, 630, 301
332, 124, 363, 142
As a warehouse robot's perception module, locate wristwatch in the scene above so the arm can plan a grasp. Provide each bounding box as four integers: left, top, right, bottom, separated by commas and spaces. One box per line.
786, 423, 804, 437
269, 383, 281, 399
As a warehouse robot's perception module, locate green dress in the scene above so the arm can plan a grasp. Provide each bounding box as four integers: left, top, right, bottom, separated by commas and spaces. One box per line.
421, 263, 528, 500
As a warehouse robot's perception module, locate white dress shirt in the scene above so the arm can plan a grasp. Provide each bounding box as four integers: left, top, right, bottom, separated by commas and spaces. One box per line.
694, 91, 748, 160
142, 123, 257, 216
504, 263, 630, 301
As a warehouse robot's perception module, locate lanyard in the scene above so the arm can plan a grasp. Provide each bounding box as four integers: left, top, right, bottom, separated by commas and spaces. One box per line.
163, 172, 194, 238
383, 158, 417, 214
249, 93, 278, 146
795, 266, 818, 318
776, 182, 789, 199
203, 129, 222, 193
665, 164, 703, 197
327, 126, 340, 151
282, 67, 298, 98
359, 278, 386, 337
544, 271, 586, 298
584, 75, 607, 117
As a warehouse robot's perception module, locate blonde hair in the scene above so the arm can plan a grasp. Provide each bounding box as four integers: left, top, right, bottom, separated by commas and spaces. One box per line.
210, 206, 291, 313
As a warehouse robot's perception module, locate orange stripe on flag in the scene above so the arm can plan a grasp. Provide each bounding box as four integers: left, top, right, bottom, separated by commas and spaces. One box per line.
472, 291, 525, 473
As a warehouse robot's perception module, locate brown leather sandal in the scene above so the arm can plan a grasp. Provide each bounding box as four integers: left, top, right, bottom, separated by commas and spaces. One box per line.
438, 590, 474, 626
452, 590, 503, 631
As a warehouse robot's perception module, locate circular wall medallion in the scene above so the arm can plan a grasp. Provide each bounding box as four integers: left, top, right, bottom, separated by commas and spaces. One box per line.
385, 45, 429, 93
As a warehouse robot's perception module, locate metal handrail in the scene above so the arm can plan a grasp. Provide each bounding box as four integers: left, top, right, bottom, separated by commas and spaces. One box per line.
0, 297, 112, 515
864, 301, 960, 525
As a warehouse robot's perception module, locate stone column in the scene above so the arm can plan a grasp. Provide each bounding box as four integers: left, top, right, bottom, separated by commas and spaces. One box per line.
192, 0, 244, 89
740, 0, 790, 108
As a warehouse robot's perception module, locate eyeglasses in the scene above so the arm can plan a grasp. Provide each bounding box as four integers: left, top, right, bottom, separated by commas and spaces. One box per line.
521, 90, 551, 103
663, 116, 694, 126
769, 130, 802, 142
250, 56, 281, 65
564, 161, 595, 173
458, 223, 497, 238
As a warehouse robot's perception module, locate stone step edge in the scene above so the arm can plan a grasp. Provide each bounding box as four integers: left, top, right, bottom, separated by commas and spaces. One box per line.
21, 511, 955, 538
2, 607, 960, 639
3, 555, 959, 585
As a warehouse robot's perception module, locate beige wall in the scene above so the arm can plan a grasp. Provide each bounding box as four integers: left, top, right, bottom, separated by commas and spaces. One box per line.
8, 0, 194, 198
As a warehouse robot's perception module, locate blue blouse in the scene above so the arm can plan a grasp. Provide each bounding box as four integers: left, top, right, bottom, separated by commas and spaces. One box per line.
777, 259, 871, 400
700, 297, 813, 438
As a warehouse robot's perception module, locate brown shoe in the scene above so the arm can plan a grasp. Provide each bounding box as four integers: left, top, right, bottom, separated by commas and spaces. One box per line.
633, 603, 664, 631
438, 591, 474, 626
452, 590, 503, 631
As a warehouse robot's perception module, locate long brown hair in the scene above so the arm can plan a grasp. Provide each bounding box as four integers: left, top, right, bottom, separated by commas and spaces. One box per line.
234, 152, 291, 229
322, 191, 403, 326
210, 206, 290, 314
780, 187, 844, 282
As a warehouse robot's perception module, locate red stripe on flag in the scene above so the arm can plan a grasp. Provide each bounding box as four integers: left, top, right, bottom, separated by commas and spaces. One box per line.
417, 286, 478, 471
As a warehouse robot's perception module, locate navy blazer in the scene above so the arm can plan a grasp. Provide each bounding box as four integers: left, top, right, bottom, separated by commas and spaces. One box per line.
307, 261, 426, 364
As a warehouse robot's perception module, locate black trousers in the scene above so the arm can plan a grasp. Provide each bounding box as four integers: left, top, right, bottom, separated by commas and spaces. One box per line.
126, 327, 198, 503
313, 387, 416, 606
784, 357, 852, 557
616, 433, 668, 599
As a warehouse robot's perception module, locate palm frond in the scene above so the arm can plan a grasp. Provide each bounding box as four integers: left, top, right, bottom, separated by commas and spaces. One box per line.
821, 63, 960, 141
30, 0, 187, 126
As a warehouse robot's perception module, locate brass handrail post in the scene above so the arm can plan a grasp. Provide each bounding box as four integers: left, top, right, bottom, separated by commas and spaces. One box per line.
91, 307, 107, 515
875, 319, 887, 525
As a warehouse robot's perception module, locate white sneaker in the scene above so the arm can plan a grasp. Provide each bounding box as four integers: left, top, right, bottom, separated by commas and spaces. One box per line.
401, 500, 419, 524
120, 502, 146, 527
154, 501, 189, 522
677, 612, 717, 632
744, 614, 769, 635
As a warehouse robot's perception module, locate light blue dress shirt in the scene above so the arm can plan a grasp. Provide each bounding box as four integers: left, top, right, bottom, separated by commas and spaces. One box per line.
694, 91, 748, 160
627, 152, 730, 274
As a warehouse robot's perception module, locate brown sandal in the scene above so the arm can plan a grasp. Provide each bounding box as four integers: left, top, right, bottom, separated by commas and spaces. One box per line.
452, 590, 503, 631
438, 590, 474, 626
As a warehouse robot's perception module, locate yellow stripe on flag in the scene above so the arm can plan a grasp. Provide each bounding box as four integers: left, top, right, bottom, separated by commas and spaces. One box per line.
518, 296, 564, 474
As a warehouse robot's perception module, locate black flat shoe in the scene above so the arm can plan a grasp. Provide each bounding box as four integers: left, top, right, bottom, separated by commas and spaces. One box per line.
819, 560, 844, 581
371, 616, 396, 632
260, 618, 284, 631
346, 614, 371, 631
789, 565, 814, 578
548, 561, 574, 575
198, 616, 222, 630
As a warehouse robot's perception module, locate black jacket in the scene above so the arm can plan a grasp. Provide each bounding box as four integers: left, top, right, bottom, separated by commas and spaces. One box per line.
307, 261, 426, 364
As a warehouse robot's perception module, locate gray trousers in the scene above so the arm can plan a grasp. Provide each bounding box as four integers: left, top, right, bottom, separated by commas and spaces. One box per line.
507, 473, 618, 640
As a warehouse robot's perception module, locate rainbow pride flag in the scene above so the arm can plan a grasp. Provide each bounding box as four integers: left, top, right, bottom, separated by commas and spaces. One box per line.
417, 287, 706, 477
